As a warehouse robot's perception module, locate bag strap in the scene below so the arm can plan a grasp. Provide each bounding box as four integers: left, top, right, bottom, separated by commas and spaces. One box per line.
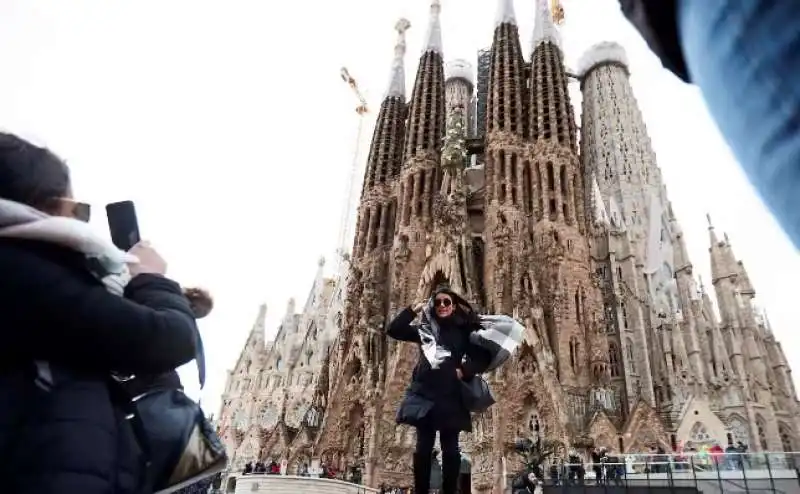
195, 329, 206, 389
106, 376, 154, 491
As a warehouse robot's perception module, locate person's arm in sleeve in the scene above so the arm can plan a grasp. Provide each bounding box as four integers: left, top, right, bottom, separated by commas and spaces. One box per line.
0, 245, 198, 375
461, 338, 493, 380
386, 307, 422, 343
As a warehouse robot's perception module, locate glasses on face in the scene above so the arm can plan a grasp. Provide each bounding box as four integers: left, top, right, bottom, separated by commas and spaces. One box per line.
434, 298, 453, 308
59, 198, 91, 222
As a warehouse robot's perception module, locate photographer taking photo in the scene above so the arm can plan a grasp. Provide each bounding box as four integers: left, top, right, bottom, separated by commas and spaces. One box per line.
0, 132, 202, 494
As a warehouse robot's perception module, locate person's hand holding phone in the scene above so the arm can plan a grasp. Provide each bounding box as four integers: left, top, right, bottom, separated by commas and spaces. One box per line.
128, 240, 167, 277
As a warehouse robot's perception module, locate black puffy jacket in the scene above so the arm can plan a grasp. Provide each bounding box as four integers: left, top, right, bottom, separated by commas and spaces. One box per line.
387, 292, 492, 432
0, 238, 200, 494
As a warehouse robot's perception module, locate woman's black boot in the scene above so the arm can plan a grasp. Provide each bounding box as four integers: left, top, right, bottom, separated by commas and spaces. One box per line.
441, 453, 461, 494
413, 452, 432, 494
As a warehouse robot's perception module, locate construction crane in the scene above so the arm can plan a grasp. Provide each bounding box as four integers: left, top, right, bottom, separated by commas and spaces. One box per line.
340, 67, 369, 116
551, 0, 565, 25
334, 67, 370, 273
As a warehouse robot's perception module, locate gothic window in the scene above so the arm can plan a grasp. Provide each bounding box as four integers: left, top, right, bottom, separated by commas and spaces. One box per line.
276, 356, 283, 371
728, 417, 748, 446
522, 161, 532, 214
359, 208, 371, 256
415, 170, 425, 218
569, 336, 580, 373
609, 342, 621, 377
616, 266, 623, 279
497, 149, 508, 202
620, 302, 629, 329
690, 422, 712, 444
510, 154, 518, 205
757, 417, 768, 450
357, 424, 366, 458
574, 290, 582, 325
535, 165, 544, 218
403, 175, 413, 226
572, 174, 579, 226
778, 423, 794, 452
626, 338, 636, 373
547, 162, 555, 191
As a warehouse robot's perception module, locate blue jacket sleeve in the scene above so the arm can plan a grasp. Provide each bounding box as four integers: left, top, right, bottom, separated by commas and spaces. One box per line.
386, 307, 421, 343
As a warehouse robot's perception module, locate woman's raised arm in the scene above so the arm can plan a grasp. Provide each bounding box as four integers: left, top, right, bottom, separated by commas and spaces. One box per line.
386, 307, 422, 343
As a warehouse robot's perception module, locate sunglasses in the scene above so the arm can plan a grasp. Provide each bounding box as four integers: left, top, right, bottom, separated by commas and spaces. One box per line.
434, 298, 453, 308
58, 198, 91, 223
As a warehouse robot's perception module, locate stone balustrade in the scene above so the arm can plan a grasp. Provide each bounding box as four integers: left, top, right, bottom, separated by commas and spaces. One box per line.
233, 474, 379, 494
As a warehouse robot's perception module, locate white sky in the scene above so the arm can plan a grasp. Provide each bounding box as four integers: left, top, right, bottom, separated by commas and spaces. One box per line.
1, 0, 797, 417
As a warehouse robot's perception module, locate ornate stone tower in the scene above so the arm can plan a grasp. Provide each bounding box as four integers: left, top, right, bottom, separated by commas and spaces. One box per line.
311, 18, 410, 481
707, 220, 786, 451
578, 42, 664, 419
524, 0, 611, 429
392, 0, 446, 307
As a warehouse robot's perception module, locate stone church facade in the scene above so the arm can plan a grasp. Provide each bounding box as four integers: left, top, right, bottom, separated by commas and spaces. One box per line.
216, 0, 799, 491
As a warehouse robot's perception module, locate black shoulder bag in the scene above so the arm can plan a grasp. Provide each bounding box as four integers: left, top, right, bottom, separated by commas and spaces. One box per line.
115, 336, 228, 494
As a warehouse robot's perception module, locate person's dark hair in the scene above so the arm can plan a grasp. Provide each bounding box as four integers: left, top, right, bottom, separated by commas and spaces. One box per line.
0, 132, 70, 213
431, 285, 480, 328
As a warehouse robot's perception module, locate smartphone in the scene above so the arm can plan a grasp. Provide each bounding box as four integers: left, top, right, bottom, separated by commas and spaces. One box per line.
106, 200, 141, 251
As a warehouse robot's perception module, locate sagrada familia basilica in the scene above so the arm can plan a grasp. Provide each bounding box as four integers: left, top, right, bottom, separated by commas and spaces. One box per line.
215, 0, 799, 491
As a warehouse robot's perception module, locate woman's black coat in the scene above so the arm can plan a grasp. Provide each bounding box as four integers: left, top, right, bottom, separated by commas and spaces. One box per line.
386, 295, 492, 432
0, 238, 200, 494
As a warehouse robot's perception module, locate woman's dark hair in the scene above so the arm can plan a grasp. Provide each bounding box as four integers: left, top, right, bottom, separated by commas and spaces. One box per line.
0, 132, 70, 212
432, 286, 480, 328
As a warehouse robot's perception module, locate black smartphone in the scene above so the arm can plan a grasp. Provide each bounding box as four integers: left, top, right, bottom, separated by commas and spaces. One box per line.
106, 200, 141, 251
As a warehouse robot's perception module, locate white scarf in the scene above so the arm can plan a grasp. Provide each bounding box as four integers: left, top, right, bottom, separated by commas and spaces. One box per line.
0, 198, 138, 295
418, 299, 524, 372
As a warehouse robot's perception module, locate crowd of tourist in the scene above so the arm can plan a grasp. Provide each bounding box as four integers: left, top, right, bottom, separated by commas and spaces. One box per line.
540, 441, 754, 487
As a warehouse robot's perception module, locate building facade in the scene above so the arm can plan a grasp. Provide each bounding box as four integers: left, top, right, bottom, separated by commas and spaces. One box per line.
217, 0, 799, 491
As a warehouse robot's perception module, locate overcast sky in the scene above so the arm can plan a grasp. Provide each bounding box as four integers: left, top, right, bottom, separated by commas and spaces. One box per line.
1, 0, 796, 416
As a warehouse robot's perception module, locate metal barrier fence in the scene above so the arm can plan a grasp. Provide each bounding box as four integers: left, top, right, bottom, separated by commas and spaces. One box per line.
539, 451, 800, 493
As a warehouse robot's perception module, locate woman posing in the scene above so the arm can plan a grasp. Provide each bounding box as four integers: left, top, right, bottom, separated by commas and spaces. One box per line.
0, 132, 201, 493
387, 287, 492, 494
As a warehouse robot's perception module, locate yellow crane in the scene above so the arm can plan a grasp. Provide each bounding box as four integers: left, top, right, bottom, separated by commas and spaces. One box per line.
551, 0, 565, 25
334, 67, 370, 269
340, 67, 369, 116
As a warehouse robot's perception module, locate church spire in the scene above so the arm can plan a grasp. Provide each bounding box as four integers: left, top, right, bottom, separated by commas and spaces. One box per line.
353, 20, 410, 261
707, 214, 737, 283
496, 0, 517, 26
247, 303, 268, 347
422, 0, 443, 55
591, 174, 610, 227
529, 0, 575, 147
385, 18, 411, 99
402, 0, 446, 163
486, 0, 527, 137
531, 0, 562, 51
